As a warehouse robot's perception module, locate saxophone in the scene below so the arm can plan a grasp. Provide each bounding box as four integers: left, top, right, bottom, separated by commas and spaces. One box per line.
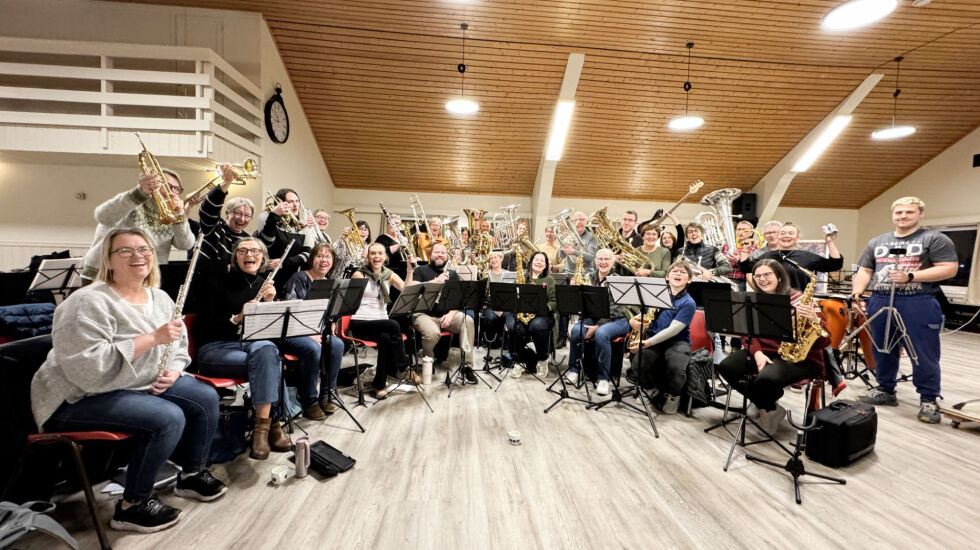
778, 263, 829, 362
514, 246, 535, 325
571, 254, 587, 286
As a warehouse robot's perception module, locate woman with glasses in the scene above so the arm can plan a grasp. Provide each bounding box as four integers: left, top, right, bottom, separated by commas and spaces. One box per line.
716, 259, 828, 434
283, 243, 345, 414
195, 238, 322, 459
634, 224, 671, 278
506, 251, 556, 379
196, 165, 256, 269
255, 187, 312, 292
349, 242, 412, 400
80, 167, 217, 280
33, 228, 227, 533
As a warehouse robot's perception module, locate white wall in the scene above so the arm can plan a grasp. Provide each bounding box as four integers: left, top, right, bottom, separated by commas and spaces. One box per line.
0, 0, 333, 270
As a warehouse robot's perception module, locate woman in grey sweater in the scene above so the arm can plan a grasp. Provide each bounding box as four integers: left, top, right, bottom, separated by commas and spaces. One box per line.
32, 228, 227, 534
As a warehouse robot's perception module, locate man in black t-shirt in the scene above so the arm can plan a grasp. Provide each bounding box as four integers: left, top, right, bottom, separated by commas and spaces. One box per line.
738, 222, 843, 290
851, 197, 957, 424
407, 242, 476, 382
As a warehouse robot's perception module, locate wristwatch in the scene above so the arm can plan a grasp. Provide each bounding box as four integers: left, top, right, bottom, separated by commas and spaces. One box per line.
907, 271, 915, 282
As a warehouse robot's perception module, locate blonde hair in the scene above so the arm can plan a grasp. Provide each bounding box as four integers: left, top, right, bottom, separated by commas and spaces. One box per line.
891, 196, 925, 212
97, 228, 161, 288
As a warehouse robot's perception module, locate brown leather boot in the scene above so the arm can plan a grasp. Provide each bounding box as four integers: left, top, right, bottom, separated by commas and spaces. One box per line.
303, 403, 327, 421
250, 417, 271, 460
268, 419, 293, 452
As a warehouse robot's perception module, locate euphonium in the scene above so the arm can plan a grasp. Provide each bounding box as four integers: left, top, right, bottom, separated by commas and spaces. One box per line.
442, 215, 464, 267
264, 192, 306, 232
627, 307, 659, 349
553, 208, 588, 285
335, 207, 368, 272
589, 206, 649, 274
134, 132, 183, 225
697, 187, 742, 253
778, 262, 829, 363
183, 158, 257, 208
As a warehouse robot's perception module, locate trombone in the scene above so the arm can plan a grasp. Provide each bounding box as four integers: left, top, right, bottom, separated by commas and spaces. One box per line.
183, 159, 257, 208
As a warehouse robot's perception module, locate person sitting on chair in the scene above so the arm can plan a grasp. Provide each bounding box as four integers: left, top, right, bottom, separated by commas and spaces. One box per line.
349, 242, 413, 400
716, 259, 829, 434
283, 242, 345, 414
194, 238, 322, 459
480, 250, 507, 346
628, 260, 696, 414
32, 228, 227, 533
565, 248, 630, 396
507, 251, 557, 379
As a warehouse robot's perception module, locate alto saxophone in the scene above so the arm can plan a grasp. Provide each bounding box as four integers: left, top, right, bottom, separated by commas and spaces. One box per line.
514, 246, 535, 325
778, 262, 828, 363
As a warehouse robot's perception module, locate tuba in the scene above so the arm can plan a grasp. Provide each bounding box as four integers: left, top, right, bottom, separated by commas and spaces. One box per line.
589, 206, 650, 274
442, 215, 464, 267
335, 207, 368, 273
182, 159, 257, 209
134, 133, 183, 225
553, 208, 588, 285
696, 188, 741, 253
492, 204, 521, 249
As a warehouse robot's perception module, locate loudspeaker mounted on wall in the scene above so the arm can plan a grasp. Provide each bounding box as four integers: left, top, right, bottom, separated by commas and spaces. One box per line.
732, 193, 758, 225
973, 153, 979, 168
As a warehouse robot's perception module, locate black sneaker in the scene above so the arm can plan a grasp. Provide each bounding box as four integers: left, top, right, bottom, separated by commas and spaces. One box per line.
463, 366, 478, 384
858, 388, 898, 407
917, 401, 941, 424
174, 470, 228, 502
109, 495, 181, 533
555, 337, 567, 350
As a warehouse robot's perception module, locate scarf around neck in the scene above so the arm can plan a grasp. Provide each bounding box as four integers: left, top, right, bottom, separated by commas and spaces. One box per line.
358, 266, 393, 303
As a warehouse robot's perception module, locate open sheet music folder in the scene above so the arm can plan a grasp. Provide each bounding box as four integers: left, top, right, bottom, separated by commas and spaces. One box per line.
242, 299, 329, 340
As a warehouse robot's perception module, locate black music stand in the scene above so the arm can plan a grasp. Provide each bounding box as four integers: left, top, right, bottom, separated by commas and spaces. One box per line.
242, 299, 330, 435
308, 278, 367, 431
28, 258, 82, 303
588, 276, 675, 438
387, 282, 443, 413
543, 285, 609, 413
440, 279, 491, 396
488, 281, 550, 391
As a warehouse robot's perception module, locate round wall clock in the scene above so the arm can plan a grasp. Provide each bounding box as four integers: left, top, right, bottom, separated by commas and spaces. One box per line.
264, 85, 290, 144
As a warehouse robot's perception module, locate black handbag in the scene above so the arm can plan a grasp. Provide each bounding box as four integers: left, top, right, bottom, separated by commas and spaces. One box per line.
805, 400, 877, 467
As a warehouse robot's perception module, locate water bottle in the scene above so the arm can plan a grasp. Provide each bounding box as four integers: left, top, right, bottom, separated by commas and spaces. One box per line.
421, 356, 433, 385
295, 437, 310, 478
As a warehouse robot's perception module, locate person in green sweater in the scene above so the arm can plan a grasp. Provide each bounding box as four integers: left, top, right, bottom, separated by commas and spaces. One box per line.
635, 224, 672, 278
507, 251, 557, 378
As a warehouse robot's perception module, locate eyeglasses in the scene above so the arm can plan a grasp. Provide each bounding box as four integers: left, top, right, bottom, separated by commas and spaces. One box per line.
231, 210, 253, 220
764, 231, 779, 236
112, 246, 154, 258
236, 247, 263, 257
314, 254, 333, 260
169, 185, 183, 194
752, 272, 776, 280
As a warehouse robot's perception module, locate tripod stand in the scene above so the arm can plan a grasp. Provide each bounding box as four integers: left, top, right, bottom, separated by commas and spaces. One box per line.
843, 278, 918, 389
386, 283, 443, 413
543, 285, 609, 412
440, 279, 494, 396
488, 280, 551, 391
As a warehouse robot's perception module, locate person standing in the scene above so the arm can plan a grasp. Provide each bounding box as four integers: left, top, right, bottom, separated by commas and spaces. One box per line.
852, 197, 957, 424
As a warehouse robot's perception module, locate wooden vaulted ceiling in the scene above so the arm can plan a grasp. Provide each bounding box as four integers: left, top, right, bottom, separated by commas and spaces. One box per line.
119, 0, 980, 208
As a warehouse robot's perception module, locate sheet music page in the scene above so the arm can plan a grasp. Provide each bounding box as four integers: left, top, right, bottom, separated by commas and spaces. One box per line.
605, 276, 673, 309
242, 299, 329, 339
30, 258, 83, 291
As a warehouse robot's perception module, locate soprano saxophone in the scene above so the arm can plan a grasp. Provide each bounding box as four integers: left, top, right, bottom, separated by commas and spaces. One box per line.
156, 233, 204, 377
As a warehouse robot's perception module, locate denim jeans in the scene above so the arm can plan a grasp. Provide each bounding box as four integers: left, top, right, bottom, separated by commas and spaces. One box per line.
320, 334, 345, 395
868, 293, 943, 401
197, 339, 281, 406
567, 317, 630, 381
43, 375, 219, 502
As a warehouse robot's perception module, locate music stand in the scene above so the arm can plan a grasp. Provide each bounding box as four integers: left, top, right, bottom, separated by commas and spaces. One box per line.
488, 282, 550, 391
29, 258, 82, 303
307, 278, 367, 431
439, 278, 491, 395
588, 276, 675, 438
487, 281, 517, 384
242, 299, 330, 435
387, 282, 444, 413
543, 285, 609, 412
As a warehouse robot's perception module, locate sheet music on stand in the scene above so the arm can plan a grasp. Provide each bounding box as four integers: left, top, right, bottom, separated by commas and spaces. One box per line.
501, 271, 517, 284
29, 257, 83, 293
605, 276, 674, 310
242, 299, 330, 341
453, 265, 479, 281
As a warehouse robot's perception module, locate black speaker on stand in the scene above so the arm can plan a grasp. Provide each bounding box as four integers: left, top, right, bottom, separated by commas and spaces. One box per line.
732, 192, 758, 227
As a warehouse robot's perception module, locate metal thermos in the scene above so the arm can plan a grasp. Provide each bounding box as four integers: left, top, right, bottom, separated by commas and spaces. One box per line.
295, 437, 310, 478
421, 357, 433, 385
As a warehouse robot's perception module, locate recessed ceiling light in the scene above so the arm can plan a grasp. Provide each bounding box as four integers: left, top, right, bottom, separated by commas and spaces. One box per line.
446, 98, 479, 115
668, 115, 704, 131
822, 0, 898, 31
871, 125, 916, 140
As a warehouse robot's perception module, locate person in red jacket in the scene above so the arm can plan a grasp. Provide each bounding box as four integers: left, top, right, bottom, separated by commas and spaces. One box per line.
716, 259, 828, 434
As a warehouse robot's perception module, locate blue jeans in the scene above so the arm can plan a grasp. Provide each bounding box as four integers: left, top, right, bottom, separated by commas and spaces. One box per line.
868, 293, 943, 401
319, 334, 345, 395
567, 318, 630, 381
44, 375, 219, 502
197, 339, 281, 406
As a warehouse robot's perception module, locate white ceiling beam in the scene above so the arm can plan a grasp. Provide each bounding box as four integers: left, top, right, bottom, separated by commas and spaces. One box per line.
751, 72, 884, 222
530, 52, 584, 236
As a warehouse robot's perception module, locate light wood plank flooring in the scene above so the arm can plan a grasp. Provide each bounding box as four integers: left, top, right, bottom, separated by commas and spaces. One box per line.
18, 331, 980, 549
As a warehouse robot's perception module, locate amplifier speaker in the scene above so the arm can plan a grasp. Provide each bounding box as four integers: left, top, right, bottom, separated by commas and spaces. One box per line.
732, 193, 757, 222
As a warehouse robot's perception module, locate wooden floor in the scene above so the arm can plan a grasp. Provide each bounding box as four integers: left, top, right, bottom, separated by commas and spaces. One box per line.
20, 331, 980, 550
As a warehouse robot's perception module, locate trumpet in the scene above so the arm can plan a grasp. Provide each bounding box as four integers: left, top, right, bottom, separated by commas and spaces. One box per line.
183, 159, 257, 209
264, 191, 306, 232
134, 132, 183, 225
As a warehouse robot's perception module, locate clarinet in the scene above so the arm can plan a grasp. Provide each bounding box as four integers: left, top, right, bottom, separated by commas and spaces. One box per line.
255, 240, 293, 301
156, 233, 204, 377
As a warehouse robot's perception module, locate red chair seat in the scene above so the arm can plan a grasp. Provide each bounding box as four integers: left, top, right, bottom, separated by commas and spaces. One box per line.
690, 310, 713, 354
28, 431, 131, 443
191, 373, 248, 389
283, 353, 299, 362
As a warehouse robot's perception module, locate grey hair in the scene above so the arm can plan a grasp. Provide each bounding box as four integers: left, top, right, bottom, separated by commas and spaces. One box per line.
224, 197, 256, 218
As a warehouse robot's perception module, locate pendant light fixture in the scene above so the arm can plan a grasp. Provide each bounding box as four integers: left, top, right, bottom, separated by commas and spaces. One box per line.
668, 42, 704, 131
446, 22, 479, 115
871, 56, 916, 141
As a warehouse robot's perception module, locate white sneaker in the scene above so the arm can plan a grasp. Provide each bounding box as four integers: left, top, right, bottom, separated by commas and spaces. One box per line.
536, 360, 549, 377
662, 394, 681, 414
509, 364, 524, 379
746, 403, 760, 419
565, 371, 579, 385
759, 404, 786, 434
596, 380, 610, 396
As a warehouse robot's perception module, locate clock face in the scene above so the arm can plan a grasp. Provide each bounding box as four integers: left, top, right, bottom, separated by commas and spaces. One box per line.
265, 94, 290, 143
